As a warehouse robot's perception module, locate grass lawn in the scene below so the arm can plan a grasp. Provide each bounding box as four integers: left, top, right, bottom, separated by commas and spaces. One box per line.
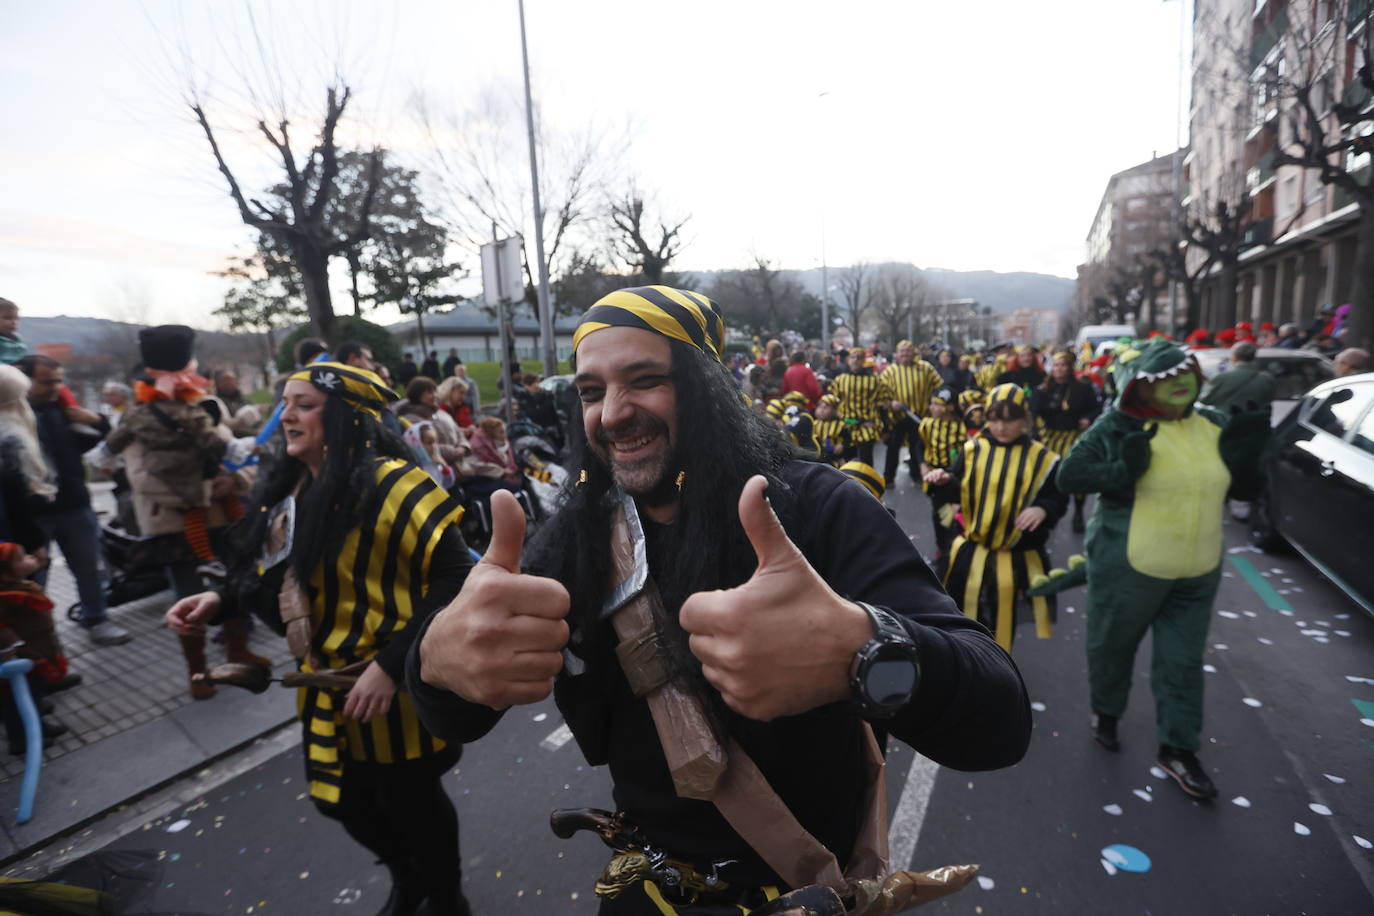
466, 360, 572, 405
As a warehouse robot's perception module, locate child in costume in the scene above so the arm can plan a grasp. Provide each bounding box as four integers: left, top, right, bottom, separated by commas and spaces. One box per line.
811, 394, 851, 465
958, 388, 986, 435
0, 541, 70, 754
938, 384, 1068, 652
1032, 350, 1100, 532
911, 387, 965, 567
1054, 336, 1268, 800
765, 394, 819, 455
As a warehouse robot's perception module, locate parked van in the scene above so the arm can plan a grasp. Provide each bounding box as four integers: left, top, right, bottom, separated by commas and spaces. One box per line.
1074, 324, 1137, 351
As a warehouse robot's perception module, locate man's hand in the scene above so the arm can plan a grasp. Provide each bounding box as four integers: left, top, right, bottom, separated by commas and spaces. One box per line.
1014, 506, 1047, 531
890, 399, 906, 413
923, 468, 950, 486
1119, 426, 1158, 479
679, 476, 872, 721
419, 490, 570, 708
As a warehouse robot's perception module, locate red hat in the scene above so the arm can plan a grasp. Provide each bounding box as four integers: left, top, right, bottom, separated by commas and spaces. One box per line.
1235, 321, 1253, 332
1185, 328, 1209, 341
0, 542, 20, 565
1260, 321, 1276, 331
1216, 328, 1237, 343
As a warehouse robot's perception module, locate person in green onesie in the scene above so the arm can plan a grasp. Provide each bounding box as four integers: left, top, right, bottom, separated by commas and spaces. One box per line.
1055, 336, 1268, 800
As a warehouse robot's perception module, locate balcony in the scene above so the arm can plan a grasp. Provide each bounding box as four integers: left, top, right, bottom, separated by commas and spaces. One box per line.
1241, 217, 1274, 249
1247, 149, 1277, 192
1250, 10, 1287, 71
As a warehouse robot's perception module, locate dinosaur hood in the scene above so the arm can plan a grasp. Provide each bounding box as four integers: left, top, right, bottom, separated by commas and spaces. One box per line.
1109, 337, 1204, 418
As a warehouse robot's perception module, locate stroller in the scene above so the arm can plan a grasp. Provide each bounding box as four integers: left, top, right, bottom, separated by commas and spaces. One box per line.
65, 516, 224, 622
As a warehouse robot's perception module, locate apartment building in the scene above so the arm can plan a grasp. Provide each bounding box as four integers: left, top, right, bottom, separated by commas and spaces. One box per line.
1075, 151, 1182, 329
1186, 0, 1368, 332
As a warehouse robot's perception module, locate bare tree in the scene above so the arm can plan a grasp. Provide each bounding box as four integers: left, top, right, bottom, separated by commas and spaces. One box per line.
869, 264, 935, 345
705, 255, 821, 337
835, 262, 875, 341
606, 189, 690, 285
190, 87, 381, 345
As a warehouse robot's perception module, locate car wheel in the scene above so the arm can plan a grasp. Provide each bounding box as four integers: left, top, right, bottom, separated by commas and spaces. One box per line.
1248, 491, 1286, 552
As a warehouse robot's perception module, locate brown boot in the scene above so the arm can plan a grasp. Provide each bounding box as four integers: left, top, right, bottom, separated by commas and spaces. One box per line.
179, 634, 216, 700
222, 617, 272, 669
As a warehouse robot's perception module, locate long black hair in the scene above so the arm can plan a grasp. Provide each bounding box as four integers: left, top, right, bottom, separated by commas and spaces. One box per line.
228, 397, 413, 590
526, 340, 807, 726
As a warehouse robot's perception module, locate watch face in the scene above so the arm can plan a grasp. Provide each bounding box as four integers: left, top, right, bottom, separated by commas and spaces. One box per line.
867, 656, 918, 707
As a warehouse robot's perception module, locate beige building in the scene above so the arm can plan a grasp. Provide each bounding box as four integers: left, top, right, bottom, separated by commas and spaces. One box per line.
1186, 0, 1367, 332
1001, 308, 1062, 346
1075, 152, 1182, 329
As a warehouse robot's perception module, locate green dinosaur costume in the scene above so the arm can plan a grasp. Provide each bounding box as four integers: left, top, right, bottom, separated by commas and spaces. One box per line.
1054, 337, 1268, 753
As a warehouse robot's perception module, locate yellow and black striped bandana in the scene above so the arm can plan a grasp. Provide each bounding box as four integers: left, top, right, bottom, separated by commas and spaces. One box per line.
986, 382, 1028, 411
573, 286, 727, 362
288, 361, 394, 420
839, 460, 885, 499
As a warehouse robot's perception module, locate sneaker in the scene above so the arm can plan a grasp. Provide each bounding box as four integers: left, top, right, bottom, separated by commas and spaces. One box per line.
1157, 745, 1217, 799
84, 621, 132, 646
1091, 713, 1120, 751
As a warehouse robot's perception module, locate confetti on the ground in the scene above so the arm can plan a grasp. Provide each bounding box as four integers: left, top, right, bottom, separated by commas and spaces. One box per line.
1203, 664, 1217, 673
976, 876, 995, 890
1310, 803, 1333, 816
1243, 610, 1258, 618
1335, 631, 1352, 637
1132, 789, 1152, 803
1355, 836, 1372, 849
532, 712, 548, 722
1100, 844, 1151, 874
1345, 676, 1374, 685
1294, 822, 1311, 836
1324, 774, 1346, 784
1103, 804, 1123, 816
1258, 637, 1274, 645
1335, 613, 1351, 620
1301, 629, 1325, 636
540, 723, 574, 751
1101, 858, 1118, 876
165, 820, 191, 833
1150, 766, 1168, 780
1243, 698, 1263, 708
1065, 606, 1075, 614
1217, 610, 1239, 619
1363, 719, 1374, 729
1030, 702, 1046, 712
1213, 643, 1229, 650
1232, 796, 1252, 808
1314, 636, 1331, 644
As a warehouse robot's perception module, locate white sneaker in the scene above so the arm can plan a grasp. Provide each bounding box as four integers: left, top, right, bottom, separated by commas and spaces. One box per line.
85, 621, 132, 646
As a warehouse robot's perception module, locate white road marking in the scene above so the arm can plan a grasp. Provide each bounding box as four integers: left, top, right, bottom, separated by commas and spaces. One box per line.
540, 723, 574, 751
887, 753, 940, 870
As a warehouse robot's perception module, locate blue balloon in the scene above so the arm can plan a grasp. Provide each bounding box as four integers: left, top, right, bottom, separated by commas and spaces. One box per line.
1101, 844, 1152, 873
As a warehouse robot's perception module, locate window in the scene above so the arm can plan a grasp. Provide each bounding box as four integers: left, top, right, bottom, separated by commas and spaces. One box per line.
1260, 356, 1335, 400
1353, 404, 1374, 455
1308, 384, 1374, 438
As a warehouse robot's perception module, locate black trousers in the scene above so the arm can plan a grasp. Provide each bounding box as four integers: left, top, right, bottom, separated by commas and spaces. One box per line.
314, 747, 464, 909
854, 440, 875, 467
883, 415, 918, 482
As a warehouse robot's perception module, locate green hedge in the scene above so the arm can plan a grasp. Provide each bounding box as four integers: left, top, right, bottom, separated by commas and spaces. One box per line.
466, 360, 572, 406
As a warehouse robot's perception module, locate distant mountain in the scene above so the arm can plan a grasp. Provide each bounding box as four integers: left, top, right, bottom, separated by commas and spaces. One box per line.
921, 269, 1075, 314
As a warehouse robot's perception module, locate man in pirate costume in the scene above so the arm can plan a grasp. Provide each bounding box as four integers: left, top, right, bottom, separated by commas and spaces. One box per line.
811, 393, 851, 465
827, 347, 890, 467
937, 384, 1068, 653
408, 286, 1030, 914
1054, 337, 1268, 800
167, 360, 473, 915
1031, 350, 1100, 533
878, 341, 942, 487
910, 387, 965, 570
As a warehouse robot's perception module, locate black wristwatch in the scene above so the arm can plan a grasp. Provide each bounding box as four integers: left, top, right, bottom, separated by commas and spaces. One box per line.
848, 602, 920, 718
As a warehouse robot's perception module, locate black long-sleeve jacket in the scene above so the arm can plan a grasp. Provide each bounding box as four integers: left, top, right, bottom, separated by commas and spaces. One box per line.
406, 460, 1030, 885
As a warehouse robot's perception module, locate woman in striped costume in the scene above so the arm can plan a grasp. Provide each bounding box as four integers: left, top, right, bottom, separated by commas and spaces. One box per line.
166, 361, 473, 916
1032, 351, 1100, 533
938, 384, 1068, 652
828, 347, 891, 465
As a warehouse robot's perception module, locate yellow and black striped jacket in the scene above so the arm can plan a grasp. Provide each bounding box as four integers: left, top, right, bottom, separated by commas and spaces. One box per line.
828, 371, 890, 443
299, 459, 464, 805
916, 416, 965, 470
812, 417, 851, 462
958, 434, 1058, 551
881, 360, 943, 419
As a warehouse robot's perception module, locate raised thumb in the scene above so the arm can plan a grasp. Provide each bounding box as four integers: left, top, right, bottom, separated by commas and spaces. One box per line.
738, 475, 798, 570
482, 489, 527, 573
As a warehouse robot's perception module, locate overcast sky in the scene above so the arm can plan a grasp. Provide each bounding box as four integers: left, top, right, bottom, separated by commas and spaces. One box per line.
1, 0, 1191, 327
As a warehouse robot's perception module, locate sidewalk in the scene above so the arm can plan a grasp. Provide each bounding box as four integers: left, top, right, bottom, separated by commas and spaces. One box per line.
0, 483, 296, 862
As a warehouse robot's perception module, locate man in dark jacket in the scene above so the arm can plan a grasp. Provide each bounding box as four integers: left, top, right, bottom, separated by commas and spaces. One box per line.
408, 287, 1029, 911
1198, 341, 1275, 411
18, 356, 130, 646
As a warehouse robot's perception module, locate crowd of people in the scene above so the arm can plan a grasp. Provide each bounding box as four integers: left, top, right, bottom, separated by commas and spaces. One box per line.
0, 283, 1369, 912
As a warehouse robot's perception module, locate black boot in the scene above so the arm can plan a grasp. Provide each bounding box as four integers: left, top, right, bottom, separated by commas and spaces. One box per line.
1091, 713, 1120, 752
1157, 745, 1218, 800
376, 860, 427, 916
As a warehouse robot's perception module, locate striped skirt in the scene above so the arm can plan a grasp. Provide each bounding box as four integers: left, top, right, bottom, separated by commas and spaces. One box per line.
1039, 427, 1081, 459
943, 535, 1054, 652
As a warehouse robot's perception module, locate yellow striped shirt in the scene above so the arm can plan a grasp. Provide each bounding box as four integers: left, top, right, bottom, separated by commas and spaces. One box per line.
881, 360, 942, 418
958, 435, 1058, 551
